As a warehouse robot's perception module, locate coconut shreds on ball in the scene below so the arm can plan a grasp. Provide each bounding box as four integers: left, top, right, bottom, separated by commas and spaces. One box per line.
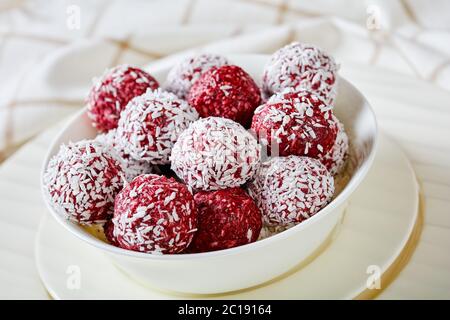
319, 115, 349, 175
188, 187, 262, 253
164, 53, 229, 99
87, 64, 159, 132
112, 174, 197, 254
263, 42, 338, 105
170, 117, 261, 191
188, 65, 262, 127
251, 87, 337, 158
248, 155, 334, 227
116, 88, 199, 165
95, 129, 157, 182
43, 140, 125, 225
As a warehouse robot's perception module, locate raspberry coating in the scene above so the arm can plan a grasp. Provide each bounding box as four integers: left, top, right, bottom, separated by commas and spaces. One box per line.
188, 187, 262, 253
188, 65, 262, 127
104, 219, 119, 246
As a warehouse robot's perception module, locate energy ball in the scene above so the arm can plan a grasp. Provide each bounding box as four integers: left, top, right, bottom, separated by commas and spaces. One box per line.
263, 42, 338, 105
164, 53, 229, 99
319, 115, 349, 175
170, 117, 261, 191
251, 88, 337, 158
95, 129, 156, 182
87, 64, 159, 132
112, 174, 197, 254
188, 188, 262, 253
116, 89, 198, 165
248, 156, 334, 227
43, 140, 125, 225
188, 65, 262, 127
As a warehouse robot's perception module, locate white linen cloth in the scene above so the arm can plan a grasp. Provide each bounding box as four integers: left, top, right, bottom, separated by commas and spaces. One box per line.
1, 0, 450, 159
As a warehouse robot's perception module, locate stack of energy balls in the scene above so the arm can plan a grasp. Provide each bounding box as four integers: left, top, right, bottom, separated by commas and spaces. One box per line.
44, 42, 348, 254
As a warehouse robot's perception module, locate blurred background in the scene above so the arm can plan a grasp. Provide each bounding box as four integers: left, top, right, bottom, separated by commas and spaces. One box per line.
1, 0, 450, 299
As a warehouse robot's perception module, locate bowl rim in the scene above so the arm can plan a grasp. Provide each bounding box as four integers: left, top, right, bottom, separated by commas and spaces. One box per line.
40, 55, 378, 261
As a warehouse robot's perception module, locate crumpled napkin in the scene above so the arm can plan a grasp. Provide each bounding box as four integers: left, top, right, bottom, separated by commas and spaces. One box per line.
1, 0, 449, 160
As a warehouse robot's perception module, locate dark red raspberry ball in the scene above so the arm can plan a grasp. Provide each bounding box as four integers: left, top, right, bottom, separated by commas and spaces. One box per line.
187, 65, 262, 127
188, 188, 262, 253
112, 174, 197, 254
251, 88, 337, 158
87, 65, 159, 132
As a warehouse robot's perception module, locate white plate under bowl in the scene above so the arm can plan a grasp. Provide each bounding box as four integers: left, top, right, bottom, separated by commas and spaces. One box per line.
40, 54, 377, 294
36, 133, 418, 299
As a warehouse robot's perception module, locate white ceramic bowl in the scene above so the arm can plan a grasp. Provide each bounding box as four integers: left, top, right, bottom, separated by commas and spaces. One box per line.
41, 54, 378, 295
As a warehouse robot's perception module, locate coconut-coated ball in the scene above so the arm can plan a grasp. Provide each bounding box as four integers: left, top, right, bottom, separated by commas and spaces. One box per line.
112, 174, 197, 254
248, 156, 334, 227
116, 89, 198, 165
95, 129, 156, 182
43, 140, 125, 224
251, 88, 337, 158
170, 117, 261, 191
87, 64, 159, 132
263, 42, 338, 104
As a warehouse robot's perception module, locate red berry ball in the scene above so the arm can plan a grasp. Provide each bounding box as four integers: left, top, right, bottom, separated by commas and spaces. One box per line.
87, 65, 159, 132
188, 188, 262, 253
251, 88, 337, 158
43, 140, 125, 224
188, 65, 262, 127
112, 174, 197, 254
